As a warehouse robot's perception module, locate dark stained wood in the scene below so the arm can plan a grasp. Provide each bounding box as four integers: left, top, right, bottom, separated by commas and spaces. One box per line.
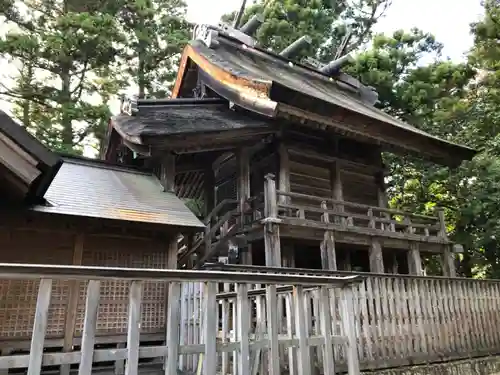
160, 153, 176, 192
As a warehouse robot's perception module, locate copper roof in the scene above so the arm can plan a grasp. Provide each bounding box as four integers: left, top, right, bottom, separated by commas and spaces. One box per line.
32, 157, 204, 229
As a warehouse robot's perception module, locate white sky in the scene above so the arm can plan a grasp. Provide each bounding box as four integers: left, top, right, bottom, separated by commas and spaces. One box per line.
187, 0, 484, 61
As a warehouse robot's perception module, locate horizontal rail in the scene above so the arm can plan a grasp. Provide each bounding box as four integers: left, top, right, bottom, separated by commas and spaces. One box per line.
0, 263, 363, 286
203, 263, 500, 283
204, 199, 238, 224
276, 190, 438, 221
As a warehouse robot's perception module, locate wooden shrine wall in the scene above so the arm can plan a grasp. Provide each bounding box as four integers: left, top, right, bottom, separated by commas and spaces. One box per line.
288, 150, 379, 206
0, 218, 172, 343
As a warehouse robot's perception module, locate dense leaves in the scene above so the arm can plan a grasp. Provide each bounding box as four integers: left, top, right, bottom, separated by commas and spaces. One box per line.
223, 0, 391, 61
0, 0, 189, 154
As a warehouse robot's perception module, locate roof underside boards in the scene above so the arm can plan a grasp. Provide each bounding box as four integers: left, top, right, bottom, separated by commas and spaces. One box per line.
111, 99, 271, 146
0, 110, 62, 202
32, 157, 204, 229
174, 38, 476, 165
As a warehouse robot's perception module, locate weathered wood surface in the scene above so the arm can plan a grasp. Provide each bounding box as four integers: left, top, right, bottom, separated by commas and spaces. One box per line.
0, 263, 360, 375
276, 190, 443, 240
3, 263, 500, 374
204, 263, 500, 372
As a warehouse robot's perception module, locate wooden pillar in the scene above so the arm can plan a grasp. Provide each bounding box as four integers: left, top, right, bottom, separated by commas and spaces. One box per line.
320, 201, 337, 270
164, 236, 178, 354
375, 171, 388, 208
330, 161, 343, 201
442, 246, 457, 277
343, 252, 352, 271
237, 147, 251, 219
438, 209, 456, 277
237, 148, 251, 265
390, 252, 399, 274
160, 153, 176, 193
203, 165, 215, 218
369, 239, 384, 273
282, 245, 295, 267
264, 174, 281, 266
407, 243, 423, 276
61, 233, 84, 375
278, 142, 290, 204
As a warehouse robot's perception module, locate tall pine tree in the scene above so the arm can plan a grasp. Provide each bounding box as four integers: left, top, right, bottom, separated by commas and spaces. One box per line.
117, 0, 190, 98
0, 0, 124, 154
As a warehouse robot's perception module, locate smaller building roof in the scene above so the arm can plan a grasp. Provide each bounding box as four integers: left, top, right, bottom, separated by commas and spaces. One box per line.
32, 157, 204, 230
0, 110, 62, 202
111, 98, 269, 146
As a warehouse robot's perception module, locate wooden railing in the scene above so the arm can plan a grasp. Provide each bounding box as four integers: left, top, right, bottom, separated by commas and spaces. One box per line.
179, 194, 265, 268
205, 264, 500, 371
0, 263, 361, 375
274, 190, 445, 240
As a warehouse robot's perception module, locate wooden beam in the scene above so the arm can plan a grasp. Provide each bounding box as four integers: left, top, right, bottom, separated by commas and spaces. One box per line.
61, 233, 85, 375
160, 153, 176, 193
278, 143, 290, 205
204, 166, 215, 218
408, 243, 423, 276
27, 279, 52, 375
320, 201, 337, 270
437, 209, 456, 277
237, 147, 251, 218
442, 246, 456, 277
369, 239, 384, 273
78, 280, 101, 375
264, 174, 281, 266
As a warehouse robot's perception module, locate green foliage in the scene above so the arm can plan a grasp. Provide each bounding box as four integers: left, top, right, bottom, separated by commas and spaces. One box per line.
223, 0, 391, 61
0, 0, 125, 154
0, 0, 190, 154
116, 0, 190, 98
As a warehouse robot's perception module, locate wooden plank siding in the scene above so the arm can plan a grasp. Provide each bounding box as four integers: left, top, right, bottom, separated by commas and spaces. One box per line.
0, 225, 175, 345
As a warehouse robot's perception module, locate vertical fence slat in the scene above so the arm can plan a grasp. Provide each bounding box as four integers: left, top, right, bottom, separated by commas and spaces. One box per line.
475, 282, 486, 350
393, 277, 404, 360
204, 282, 218, 375
237, 284, 250, 375
358, 279, 371, 363
341, 285, 360, 375
178, 283, 187, 370
319, 286, 335, 375
365, 277, 377, 360
379, 278, 390, 358
372, 277, 385, 359
387, 278, 397, 360
266, 285, 280, 375
293, 285, 311, 375
125, 280, 143, 375
285, 292, 297, 375
424, 279, 433, 354
221, 298, 230, 375
449, 280, 459, 352
494, 283, 500, 347
166, 282, 182, 375
27, 278, 53, 375
78, 280, 101, 375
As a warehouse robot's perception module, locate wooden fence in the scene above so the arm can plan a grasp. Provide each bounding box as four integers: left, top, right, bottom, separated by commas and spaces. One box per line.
204, 264, 500, 371
0, 263, 361, 375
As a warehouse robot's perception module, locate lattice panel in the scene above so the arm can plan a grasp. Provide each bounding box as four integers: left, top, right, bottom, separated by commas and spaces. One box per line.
75, 235, 169, 336
0, 228, 74, 339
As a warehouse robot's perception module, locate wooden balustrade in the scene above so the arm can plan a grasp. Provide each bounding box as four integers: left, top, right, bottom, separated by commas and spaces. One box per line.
275, 190, 443, 239
204, 263, 500, 371
0, 263, 361, 375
